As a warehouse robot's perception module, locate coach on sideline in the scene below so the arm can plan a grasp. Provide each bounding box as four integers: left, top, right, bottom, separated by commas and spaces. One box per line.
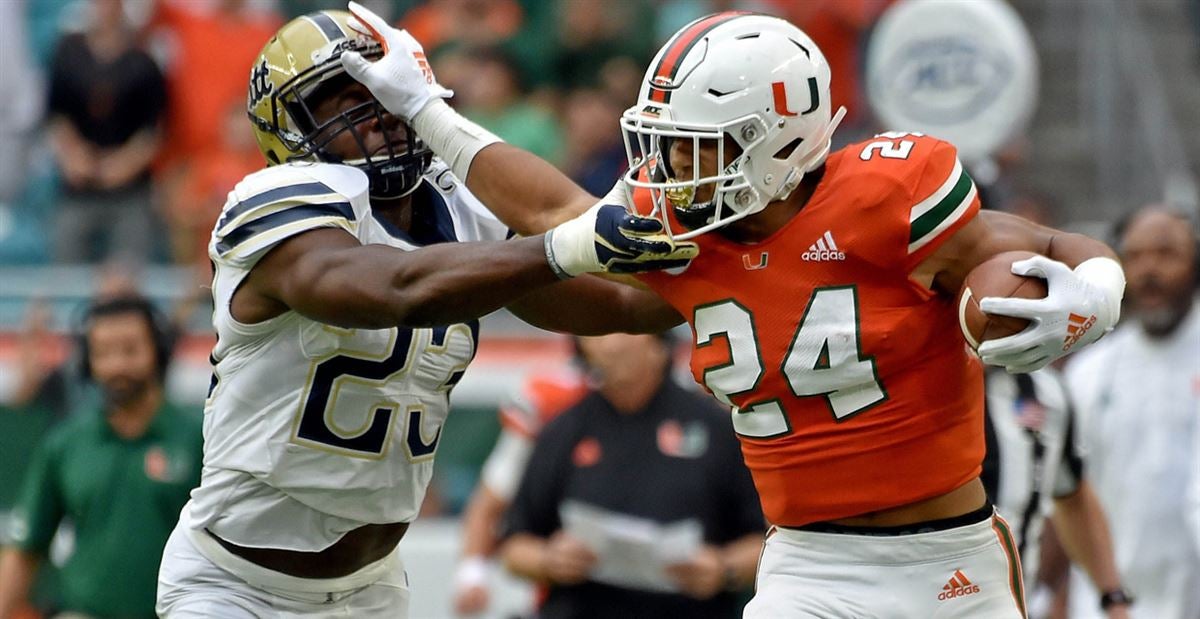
0, 296, 202, 619
499, 333, 765, 618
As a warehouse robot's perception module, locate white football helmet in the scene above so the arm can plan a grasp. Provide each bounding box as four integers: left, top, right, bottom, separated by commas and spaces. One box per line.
621, 12, 846, 239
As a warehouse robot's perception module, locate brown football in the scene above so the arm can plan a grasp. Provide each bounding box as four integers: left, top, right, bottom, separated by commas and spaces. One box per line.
958, 250, 1049, 351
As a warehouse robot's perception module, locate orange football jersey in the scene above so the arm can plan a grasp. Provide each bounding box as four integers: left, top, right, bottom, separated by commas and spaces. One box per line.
498, 371, 588, 439
635, 133, 984, 526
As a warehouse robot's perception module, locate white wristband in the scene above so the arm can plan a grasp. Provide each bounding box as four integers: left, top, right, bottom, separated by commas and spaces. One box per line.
545, 204, 604, 277
411, 99, 503, 183
1073, 257, 1126, 327
454, 555, 491, 589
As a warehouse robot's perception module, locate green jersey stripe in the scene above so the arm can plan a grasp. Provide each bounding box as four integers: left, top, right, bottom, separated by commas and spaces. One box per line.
908, 169, 976, 253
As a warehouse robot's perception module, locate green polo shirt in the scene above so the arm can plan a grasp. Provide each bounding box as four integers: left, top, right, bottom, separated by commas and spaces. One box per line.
9, 403, 202, 618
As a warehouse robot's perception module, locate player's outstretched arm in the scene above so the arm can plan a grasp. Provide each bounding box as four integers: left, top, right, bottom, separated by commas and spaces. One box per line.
341, 2, 600, 236
917, 209, 1124, 372
236, 204, 695, 329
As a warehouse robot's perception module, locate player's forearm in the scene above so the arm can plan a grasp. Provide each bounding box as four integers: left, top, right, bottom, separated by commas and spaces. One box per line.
1043, 231, 1118, 269
412, 100, 596, 236
0, 548, 39, 619
284, 235, 560, 329
1051, 481, 1123, 592
499, 533, 550, 582
466, 144, 598, 235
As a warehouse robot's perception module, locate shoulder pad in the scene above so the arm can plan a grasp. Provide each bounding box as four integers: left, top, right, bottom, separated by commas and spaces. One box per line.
210, 163, 369, 267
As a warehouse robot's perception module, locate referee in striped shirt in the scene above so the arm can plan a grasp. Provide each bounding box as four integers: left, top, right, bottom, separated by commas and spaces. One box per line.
983, 367, 1132, 618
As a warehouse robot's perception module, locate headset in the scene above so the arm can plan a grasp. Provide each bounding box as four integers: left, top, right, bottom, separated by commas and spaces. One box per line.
77, 295, 175, 383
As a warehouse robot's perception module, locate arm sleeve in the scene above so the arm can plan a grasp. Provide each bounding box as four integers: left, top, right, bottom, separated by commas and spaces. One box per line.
500, 415, 577, 540
9, 438, 64, 554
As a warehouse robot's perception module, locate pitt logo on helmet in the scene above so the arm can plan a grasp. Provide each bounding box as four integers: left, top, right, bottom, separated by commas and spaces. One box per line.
248, 60, 273, 108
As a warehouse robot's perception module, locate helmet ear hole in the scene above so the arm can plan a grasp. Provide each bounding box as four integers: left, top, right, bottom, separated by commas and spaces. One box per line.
773, 137, 803, 160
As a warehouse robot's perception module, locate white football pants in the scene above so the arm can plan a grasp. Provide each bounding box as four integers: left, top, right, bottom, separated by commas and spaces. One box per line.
156, 520, 409, 618
745, 511, 1026, 618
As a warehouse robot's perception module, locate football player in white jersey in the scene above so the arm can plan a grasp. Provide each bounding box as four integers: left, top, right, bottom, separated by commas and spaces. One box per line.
154, 11, 695, 619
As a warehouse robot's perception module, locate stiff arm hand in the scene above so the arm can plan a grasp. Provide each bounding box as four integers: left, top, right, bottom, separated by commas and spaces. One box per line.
546, 204, 697, 277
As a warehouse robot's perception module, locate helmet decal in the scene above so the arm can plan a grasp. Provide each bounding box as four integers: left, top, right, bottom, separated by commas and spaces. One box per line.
302, 11, 346, 42
647, 12, 751, 104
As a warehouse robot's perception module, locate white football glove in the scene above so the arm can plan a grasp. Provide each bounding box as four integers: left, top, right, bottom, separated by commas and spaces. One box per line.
340, 1, 452, 122
978, 255, 1125, 373
544, 203, 699, 278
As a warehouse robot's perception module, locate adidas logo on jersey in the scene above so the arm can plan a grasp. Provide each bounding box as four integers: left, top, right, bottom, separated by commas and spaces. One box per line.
1062, 313, 1097, 351
802, 231, 845, 261
938, 570, 981, 601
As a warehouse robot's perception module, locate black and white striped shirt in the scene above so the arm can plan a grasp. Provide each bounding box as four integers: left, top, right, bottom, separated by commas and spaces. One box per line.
982, 367, 1085, 590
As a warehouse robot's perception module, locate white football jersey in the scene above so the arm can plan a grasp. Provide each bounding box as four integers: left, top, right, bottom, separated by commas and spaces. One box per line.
188, 160, 508, 552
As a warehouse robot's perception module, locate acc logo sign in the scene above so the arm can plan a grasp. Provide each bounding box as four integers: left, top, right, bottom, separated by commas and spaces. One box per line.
875, 39, 1011, 125
248, 60, 274, 107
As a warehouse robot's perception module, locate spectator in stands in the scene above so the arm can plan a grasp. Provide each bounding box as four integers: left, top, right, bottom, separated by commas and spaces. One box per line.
160, 101, 263, 265
148, 0, 280, 265
1064, 205, 1200, 619
0, 0, 43, 205
0, 296, 202, 619
453, 47, 563, 165
47, 0, 167, 264
453, 361, 587, 615
499, 333, 764, 619
501, 0, 655, 94
558, 87, 627, 197
148, 0, 279, 172
401, 0, 522, 53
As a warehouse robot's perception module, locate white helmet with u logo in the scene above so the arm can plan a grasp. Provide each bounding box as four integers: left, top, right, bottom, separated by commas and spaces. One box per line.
621, 12, 846, 239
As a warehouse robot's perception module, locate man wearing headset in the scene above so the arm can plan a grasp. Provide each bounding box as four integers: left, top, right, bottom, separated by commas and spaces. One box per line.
0, 296, 203, 619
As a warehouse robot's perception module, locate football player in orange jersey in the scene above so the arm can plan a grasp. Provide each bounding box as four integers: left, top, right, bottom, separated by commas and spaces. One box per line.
343, 4, 1127, 617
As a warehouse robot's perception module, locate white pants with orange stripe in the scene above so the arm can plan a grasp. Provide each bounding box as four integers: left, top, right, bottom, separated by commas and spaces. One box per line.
744, 510, 1026, 618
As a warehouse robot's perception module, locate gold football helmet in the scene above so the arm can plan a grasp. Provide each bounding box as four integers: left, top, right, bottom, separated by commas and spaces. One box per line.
247, 10, 431, 197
